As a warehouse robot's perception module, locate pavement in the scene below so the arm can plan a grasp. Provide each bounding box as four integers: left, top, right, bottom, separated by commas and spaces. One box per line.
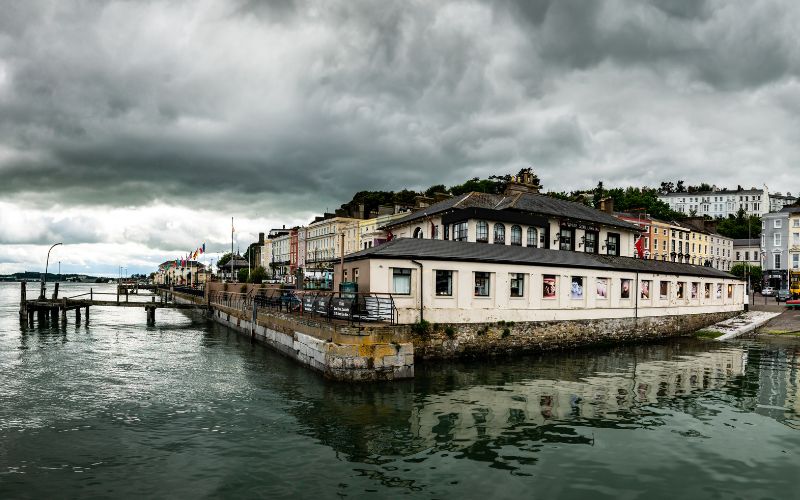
749, 293, 800, 336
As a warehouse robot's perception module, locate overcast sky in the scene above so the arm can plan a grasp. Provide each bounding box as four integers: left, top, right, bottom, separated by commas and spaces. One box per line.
2, 0, 799, 275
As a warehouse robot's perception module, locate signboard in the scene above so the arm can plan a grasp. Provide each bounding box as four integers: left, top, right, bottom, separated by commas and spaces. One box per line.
331, 297, 353, 320
314, 296, 330, 316
560, 220, 599, 232
302, 295, 315, 313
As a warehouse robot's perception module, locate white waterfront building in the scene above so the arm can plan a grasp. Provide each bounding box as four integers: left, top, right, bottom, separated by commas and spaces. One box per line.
335, 239, 744, 324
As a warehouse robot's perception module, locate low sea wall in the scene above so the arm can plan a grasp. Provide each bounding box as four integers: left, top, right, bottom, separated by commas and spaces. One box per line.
169, 289, 414, 381
167, 288, 740, 379
412, 310, 741, 360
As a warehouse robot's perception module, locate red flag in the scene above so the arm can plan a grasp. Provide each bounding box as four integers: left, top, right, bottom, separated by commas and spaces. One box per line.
635, 236, 645, 259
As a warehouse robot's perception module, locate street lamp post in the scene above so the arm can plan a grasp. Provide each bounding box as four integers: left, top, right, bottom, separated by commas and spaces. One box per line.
41, 242, 63, 299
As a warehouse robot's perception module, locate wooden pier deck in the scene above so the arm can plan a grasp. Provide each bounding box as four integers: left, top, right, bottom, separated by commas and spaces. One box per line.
18, 282, 205, 326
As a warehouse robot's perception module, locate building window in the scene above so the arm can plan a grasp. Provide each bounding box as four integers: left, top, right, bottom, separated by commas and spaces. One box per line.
476, 221, 489, 243
584, 231, 598, 254
493, 224, 506, 244
443, 224, 449, 240
559, 227, 574, 251
432, 225, 439, 239
392, 268, 411, 295
354, 269, 359, 283
775, 219, 782, 229
413, 227, 423, 239
435, 270, 453, 296
606, 233, 620, 256
510, 273, 524, 297
775, 253, 781, 269
660, 281, 670, 299
774, 233, 782, 247
474, 272, 491, 297
527, 227, 538, 248
453, 222, 468, 241
510, 225, 522, 246
793, 254, 799, 269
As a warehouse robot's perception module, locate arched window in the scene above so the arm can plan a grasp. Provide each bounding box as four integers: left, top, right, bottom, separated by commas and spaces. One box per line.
413, 227, 423, 239
510, 225, 522, 246
493, 224, 506, 244
476, 221, 489, 243
527, 227, 538, 248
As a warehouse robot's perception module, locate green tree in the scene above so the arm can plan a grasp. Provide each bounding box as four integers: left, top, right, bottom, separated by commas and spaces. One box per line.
424, 184, 448, 197
730, 264, 762, 283
218, 252, 232, 268
237, 268, 249, 283
248, 266, 267, 284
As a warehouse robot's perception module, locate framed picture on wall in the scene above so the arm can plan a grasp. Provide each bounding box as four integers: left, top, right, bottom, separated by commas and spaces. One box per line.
640, 280, 651, 300
571, 277, 584, 299
715, 284, 722, 299
596, 278, 608, 299
691, 283, 698, 299
620, 279, 631, 299
543, 275, 557, 299
660, 281, 669, 299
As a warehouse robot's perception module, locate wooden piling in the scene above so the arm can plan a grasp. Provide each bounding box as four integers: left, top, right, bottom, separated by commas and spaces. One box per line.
60, 302, 67, 322
19, 282, 27, 323
50, 307, 57, 322
52, 282, 59, 300
75, 307, 81, 323
85, 306, 89, 323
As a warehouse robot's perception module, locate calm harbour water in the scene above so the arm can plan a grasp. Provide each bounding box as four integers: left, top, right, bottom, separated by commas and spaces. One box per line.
1, 282, 799, 499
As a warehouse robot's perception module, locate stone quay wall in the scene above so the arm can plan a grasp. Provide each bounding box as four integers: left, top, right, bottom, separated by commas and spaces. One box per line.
412, 310, 740, 360
167, 288, 414, 381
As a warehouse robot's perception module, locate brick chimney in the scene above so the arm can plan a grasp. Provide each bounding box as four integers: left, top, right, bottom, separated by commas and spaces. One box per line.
504, 168, 542, 196
599, 197, 614, 214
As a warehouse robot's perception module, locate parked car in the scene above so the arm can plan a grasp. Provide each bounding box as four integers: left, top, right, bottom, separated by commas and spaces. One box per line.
761, 287, 776, 297
776, 289, 791, 302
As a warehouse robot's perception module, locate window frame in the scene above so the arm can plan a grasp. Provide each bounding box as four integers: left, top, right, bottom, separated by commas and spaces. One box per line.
391, 268, 412, 295
493, 223, 506, 245
474, 271, 491, 297
434, 270, 453, 297
509, 273, 525, 298
476, 220, 489, 243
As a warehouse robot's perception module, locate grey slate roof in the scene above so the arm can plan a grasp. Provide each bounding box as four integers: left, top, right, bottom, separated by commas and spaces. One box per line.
344, 238, 738, 279
384, 191, 639, 231
733, 238, 760, 246
779, 204, 800, 213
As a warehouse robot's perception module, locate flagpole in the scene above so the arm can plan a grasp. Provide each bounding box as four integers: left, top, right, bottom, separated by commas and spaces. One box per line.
231, 217, 235, 282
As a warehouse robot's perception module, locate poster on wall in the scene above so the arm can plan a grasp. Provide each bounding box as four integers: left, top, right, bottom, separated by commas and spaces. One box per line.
660, 281, 669, 299
596, 278, 608, 299
704, 283, 711, 299
571, 277, 584, 299
716, 284, 723, 299
727, 284, 734, 299
677, 282, 685, 299
640, 280, 650, 300
691, 283, 698, 299
620, 279, 631, 299
543, 275, 557, 298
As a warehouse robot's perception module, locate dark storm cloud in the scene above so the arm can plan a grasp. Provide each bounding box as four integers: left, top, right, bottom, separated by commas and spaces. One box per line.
1, 0, 799, 218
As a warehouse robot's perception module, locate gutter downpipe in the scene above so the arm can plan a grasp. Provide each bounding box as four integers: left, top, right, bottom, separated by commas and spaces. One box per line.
411, 259, 423, 323
635, 271, 639, 320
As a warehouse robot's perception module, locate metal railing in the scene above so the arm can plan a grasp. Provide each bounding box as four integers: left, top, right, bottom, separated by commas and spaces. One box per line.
209, 288, 398, 325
